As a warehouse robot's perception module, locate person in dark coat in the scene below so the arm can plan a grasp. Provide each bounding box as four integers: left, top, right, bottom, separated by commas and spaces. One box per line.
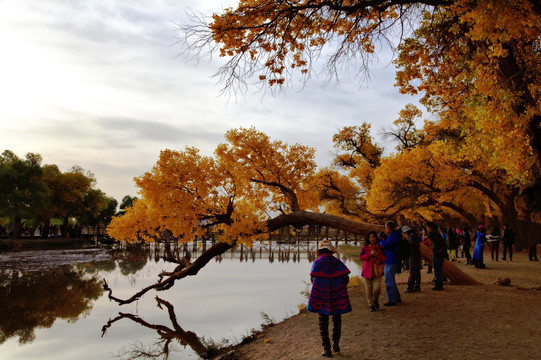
501, 223, 516, 261
424, 222, 447, 291
308, 240, 351, 358
461, 227, 472, 265
381, 221, 402, 305
403, 225, 421, 293
490, 226, 501, 261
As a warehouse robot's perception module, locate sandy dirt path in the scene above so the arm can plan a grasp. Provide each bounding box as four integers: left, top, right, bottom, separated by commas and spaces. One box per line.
230, 249, 541, 360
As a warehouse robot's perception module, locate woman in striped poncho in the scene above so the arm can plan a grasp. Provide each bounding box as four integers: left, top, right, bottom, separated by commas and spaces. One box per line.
307, 240, 352, 358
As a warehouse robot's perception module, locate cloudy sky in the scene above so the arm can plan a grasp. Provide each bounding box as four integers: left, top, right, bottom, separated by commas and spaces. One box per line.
0, 0, 422, 202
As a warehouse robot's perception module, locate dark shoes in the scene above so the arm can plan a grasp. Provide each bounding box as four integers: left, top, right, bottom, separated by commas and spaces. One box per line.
370, 305, 376, 312
383, 302, 397, 306
321, 343, 339, 357
374, 300, 380, 309
405, 288, 420, 293
321, 350, 333, 358
431, 287, 444, 291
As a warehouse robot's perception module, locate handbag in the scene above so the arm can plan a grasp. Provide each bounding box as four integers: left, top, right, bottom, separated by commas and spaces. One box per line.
373, 261, 385, 278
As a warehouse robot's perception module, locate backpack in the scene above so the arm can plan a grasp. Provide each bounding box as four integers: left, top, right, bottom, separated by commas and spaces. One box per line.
398, 237, 411, 261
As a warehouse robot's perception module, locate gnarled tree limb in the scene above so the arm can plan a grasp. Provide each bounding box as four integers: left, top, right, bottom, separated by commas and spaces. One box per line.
419, 244, 481, 285
104, 241, 234, 305
104, 211, 479, 305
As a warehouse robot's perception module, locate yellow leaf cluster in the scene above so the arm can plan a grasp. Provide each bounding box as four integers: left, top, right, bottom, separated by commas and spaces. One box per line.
107, 128, 319, 245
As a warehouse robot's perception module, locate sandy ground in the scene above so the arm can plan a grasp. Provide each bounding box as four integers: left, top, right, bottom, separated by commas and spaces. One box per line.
230, 249, 541, 360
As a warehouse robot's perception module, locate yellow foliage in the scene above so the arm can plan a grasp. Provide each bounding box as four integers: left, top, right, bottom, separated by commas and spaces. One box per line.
395, 1, 540, 182
107, 128, 319, 245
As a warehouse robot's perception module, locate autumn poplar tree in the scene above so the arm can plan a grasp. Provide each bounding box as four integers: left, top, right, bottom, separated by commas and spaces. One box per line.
106, 127, 481, 305
181, 0, 540, 176
176, 0, 541, 243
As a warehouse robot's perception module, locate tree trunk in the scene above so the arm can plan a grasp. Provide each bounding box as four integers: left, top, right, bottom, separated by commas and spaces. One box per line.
104, 241, 234, 305
41, 219, 50, 239
29, 219, 41, 239
12, 215, 21, 240
267, 211, 384, 236
419, 244, 481, 285
440, 202, 477, 227
62, 216, 69, 238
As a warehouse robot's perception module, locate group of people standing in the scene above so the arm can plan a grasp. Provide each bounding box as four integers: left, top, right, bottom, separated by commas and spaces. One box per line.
307, 221, 516, 357
359, 220, 448, 314
306, 221, 446, 357
305, 220, 527, 358
470, 223, 517, 268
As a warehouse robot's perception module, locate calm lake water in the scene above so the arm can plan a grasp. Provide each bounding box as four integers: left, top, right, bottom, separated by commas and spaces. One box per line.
0, 241, 363, 359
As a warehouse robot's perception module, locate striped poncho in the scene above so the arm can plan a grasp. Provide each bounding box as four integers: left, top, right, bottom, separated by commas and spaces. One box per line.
307, 253, 352, 315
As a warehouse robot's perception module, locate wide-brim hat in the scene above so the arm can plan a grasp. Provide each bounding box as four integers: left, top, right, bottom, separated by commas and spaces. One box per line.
318, 240, 337, 253
402, 225, 413, 233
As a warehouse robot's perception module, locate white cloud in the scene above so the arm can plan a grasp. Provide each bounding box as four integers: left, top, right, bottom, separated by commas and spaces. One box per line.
0, 0, 422, 202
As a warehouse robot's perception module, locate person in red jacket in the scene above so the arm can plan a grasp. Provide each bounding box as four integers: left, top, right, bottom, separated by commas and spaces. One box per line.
360, 231, 386, 312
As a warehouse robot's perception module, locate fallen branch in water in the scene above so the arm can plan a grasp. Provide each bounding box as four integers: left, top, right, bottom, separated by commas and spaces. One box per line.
103, 241, 234, 305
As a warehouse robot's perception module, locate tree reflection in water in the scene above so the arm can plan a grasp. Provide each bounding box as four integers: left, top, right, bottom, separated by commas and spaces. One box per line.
102, 297, 228, 360
0, 266, 103, 345
112, 244, 150, 276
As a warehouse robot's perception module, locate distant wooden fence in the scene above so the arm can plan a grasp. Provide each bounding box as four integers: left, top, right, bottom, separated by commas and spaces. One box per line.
267, 225, 361, 243
81, 226, 111, 242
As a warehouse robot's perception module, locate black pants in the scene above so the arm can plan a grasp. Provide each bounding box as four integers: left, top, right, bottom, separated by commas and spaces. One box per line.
319, 314, 341, 351
529, 244, 539, 261
490, 241, 500, 261
463, 247, 472, 264
407, 257, 421, 290
502, 242, 513, 260
433, 249, 446, 289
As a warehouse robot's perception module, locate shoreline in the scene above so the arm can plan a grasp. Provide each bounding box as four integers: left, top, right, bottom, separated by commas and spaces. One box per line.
0, 237, 95, 252
223, 249, 541, 360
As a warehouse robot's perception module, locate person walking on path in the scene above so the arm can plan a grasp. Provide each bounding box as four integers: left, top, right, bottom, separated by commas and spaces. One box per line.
307, 240, 352, 358
381, 221, 402, 306
461, 227, 472, 265
424, 222, 447, 291
403, 225, 421, 293
359, 231, 386, 312
501, 224, 516, 261
489, 226, 501, 261
472, 225, 487, 269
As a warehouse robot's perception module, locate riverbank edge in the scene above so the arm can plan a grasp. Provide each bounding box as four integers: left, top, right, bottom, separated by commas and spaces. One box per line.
213, 305, 309, 360
0, 237, 95, 252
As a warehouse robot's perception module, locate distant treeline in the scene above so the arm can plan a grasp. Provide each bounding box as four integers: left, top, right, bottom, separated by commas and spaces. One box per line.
0, 150, 136, 240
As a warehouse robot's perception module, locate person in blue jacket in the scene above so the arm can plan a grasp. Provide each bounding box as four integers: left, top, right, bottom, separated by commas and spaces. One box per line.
472, 225, 487, 269
381, 221, 402, 306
